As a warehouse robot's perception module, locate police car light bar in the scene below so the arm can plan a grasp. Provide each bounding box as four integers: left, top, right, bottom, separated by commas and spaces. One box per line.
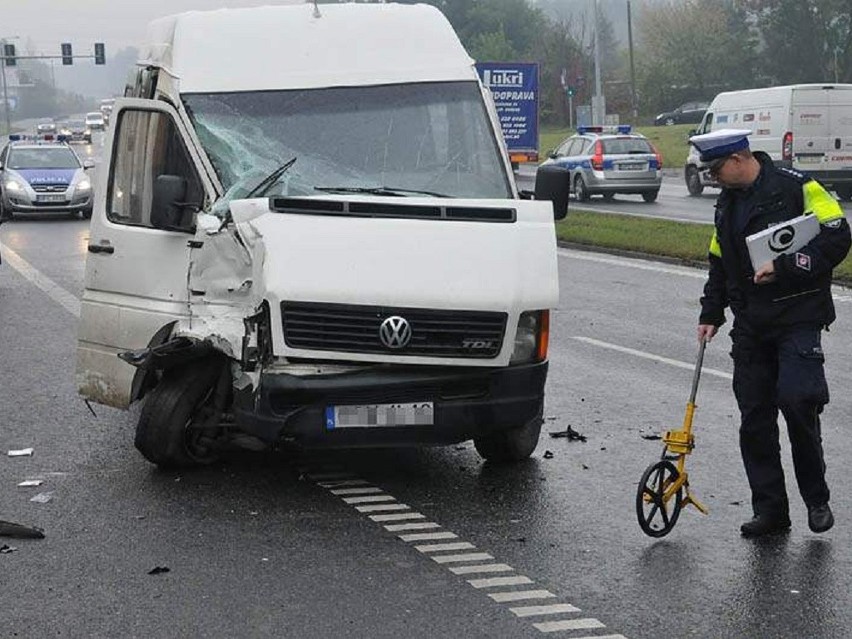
577, 125, 633, 135
9, 134, 23, 141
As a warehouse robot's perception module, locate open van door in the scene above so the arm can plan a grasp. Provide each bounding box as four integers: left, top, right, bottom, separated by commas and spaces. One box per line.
76, 98, 217, 409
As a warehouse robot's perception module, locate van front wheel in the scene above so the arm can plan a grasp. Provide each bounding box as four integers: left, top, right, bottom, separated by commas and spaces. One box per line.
473, 407, 542, 463
135, 361, 226, 469
685, 166, 704, 196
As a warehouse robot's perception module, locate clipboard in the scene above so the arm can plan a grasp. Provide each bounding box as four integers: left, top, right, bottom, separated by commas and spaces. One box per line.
745, 214, 820, 271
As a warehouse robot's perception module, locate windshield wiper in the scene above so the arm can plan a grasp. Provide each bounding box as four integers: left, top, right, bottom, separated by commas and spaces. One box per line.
245, 157, 298, 198
313, 185, 449, 198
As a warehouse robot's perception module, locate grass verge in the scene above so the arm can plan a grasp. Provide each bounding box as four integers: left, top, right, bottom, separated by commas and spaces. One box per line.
558, 210, 852, 284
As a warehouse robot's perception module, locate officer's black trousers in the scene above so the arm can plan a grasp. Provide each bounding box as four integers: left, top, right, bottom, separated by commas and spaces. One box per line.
730, 324, 830, 518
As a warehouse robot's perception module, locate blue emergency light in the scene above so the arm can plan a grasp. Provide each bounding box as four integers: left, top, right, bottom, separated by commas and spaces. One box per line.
577, 125, 632, 135
8, 133, 22, 141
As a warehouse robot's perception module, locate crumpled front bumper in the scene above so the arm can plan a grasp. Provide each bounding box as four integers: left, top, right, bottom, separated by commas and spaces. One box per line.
233, 361, 548, 448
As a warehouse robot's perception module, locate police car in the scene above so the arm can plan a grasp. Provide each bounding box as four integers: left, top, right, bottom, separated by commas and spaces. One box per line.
538, 125, 663, 203
0, 136, 94, 219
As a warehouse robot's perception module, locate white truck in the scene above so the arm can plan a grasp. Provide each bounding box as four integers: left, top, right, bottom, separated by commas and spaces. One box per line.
75, 3, 568, 468
685, 84, 852, 198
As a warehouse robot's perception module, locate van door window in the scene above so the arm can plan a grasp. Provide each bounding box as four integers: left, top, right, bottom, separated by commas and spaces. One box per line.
698, 113, 713, 135
108, 109, 203, 229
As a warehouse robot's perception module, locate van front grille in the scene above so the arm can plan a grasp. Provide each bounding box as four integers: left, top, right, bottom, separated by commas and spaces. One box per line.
281, 301, 506, 359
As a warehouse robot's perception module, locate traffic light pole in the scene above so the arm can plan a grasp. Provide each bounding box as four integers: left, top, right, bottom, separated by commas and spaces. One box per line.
0, 39, 10, 135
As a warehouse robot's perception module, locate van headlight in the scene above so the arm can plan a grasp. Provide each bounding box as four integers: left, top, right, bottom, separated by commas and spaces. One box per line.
510, 310, 550, 364
75, 178, 92, 193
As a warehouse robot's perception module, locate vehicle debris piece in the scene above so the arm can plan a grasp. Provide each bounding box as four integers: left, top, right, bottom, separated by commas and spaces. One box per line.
7, 448, 34, 457
640, 433, 662, 441
17, 480, 44, 487
0, 520, 45, 539
29, 492, 54, 504
543, 450, 554, 459
549, 425, 587, 442
1, 544, 18, 554
148, 566, 171, 575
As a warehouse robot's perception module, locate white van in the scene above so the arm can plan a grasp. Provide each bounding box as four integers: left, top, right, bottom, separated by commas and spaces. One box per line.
685, 84, 852, 199
75, 4, 567, 468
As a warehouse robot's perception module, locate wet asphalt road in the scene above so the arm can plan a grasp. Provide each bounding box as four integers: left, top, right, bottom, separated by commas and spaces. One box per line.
3, 147, 852, 637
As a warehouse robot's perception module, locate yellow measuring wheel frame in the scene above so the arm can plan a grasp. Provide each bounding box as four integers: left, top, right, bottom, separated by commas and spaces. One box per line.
636, 339, 709, 537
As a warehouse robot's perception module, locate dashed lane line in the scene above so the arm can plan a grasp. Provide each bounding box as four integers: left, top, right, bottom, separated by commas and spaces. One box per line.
302, 467, 628, 638
0, 242, 81, 317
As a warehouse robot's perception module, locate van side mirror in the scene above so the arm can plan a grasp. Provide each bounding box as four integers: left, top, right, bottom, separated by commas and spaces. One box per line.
151, 174, 193, 231
687, 128, 697, 137
83, 159, 95, 170
547, 149, 557, 159
534, 165, 570, 220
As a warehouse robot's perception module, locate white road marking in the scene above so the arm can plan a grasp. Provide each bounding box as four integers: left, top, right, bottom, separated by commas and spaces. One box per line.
329, 487, 384, 496
0, 242, 81, 317
431, 552, 494, 564
488, 590, 556, 603
571, 336, 733, 380
533, 618, 606, 633
384, 522, 441, 532
342, 495, 396, 504
355, 503, 410, 513
414, 541, 476, 553
449, 564, 514, 575
509, 604, 581, 617
398, 531, 458, 542
369, 512, 426, 522
468, 575, 533, 589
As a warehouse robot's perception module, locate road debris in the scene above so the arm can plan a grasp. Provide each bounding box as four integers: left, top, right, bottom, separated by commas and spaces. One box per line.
0, 520, 45, 539
543, 450, 554, 459
7, 448, 34, 457
17, 480, 44, 488
0, 544, 18, 554
148, 566, 171, 575
29, 492, 54, 504
640, 433, 662, 441
549, 425, 587, 442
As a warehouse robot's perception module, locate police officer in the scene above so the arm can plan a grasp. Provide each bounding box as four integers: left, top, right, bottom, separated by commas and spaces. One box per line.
694, 129, 851, 537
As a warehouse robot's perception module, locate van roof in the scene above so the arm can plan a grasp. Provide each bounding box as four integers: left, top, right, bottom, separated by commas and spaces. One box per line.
713, 83, 852, 100
141, 3, 475, 94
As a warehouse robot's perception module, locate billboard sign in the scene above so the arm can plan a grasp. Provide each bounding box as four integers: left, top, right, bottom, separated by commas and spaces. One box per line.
476, 62, 539, 163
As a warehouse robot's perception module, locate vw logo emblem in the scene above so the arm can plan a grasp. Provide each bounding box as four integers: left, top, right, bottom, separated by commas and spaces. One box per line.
379, 316, 412, 349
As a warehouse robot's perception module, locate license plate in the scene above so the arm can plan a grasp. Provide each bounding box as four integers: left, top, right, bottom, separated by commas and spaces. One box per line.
797, 155, 822, 164
325, 402, 434, 429
36, 194, 66, 202
618, 163, 645, 171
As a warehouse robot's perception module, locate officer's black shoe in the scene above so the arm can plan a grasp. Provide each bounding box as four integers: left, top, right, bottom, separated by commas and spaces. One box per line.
740, 514, 791, 537
807, 503, 834, 533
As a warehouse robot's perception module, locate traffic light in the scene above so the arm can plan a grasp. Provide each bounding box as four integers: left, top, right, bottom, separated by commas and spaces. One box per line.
61, 42, 73, 65
94, 42, 105, 65
3, 43, 15, 67
566, 86, 575, 98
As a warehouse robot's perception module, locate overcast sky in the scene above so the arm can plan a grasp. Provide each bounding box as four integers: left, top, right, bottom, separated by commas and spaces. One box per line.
0, 0, 305, 54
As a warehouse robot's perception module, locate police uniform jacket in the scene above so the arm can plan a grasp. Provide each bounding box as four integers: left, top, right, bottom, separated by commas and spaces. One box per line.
700, 151, 851, 330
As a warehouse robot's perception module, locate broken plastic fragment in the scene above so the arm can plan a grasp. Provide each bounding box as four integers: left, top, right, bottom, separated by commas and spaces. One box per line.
549, 425, 587, 442
148, 566, 170, 575
0, 544, 18, 554
29, 492, 54, 504
543, 450, 554, 459
0, 520, 45, 539
640, 433, 662, 441
17, 480, 44, 487
7, 448, 34, 457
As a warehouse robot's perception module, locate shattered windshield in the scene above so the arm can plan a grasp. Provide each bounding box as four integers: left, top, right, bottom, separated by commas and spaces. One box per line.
182, 81, 512, 212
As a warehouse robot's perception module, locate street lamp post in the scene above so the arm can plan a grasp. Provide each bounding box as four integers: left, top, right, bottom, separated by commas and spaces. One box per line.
0, 37, 12, 135
591, 0, 606, 125
627, 0, 638, 119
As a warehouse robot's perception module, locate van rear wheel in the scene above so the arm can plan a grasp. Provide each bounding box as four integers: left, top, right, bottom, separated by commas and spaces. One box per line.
135, 360, 226, 469
836, 186, 852, 201
473, 406, 542, 463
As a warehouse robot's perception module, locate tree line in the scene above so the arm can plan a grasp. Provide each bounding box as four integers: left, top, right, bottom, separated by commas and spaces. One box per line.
409, 0, 852, 124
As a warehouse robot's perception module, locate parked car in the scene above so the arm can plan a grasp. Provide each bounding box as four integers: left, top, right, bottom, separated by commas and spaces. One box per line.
537, 125, 663, 202
85, 111, 105, 131
0, 138, 95, 219
58, 120, 93, 144
654, 102, 709, 126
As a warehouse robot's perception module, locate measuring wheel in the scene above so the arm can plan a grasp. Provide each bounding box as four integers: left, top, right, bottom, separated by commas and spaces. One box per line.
636, 459, 683, 537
